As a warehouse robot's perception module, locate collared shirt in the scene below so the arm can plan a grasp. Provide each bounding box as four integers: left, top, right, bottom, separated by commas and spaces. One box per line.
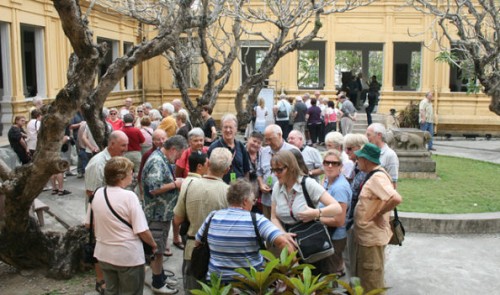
301, 145, 323, 182
173, 175, 229, 260
257, 141, 297, 206
85, 148, 112, 192
380, 143, 399, 183
142, 149, 178, 222
354, 168, 398, 246
272, 176, 325, 225
208, 139, 250, 184
419, 98, 434, 123
196, 208, 282, 282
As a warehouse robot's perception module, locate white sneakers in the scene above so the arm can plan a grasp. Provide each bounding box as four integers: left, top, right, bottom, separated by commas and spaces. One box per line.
151, 284, 178, 294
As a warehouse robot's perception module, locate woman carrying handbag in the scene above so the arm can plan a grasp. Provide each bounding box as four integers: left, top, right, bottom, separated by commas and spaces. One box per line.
269, 150, 342, 275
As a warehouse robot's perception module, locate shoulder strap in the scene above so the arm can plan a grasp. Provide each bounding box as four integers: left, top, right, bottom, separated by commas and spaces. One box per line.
363, 169, 383, 184
393, 207, 400, 221
87, 187, 100, 242
201, 212, 216, 243
301, 176, 315, 209
103, 187, 133, 229
183, 179, 195, 222
251, 212, 266, 250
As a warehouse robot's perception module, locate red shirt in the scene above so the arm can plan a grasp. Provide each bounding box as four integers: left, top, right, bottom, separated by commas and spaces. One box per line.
121, 124, 145, 152
107, 118, 124, 131
175, 146, 209, 178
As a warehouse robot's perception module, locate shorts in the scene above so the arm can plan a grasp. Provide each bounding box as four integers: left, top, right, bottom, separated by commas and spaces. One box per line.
149, 220, 171, 254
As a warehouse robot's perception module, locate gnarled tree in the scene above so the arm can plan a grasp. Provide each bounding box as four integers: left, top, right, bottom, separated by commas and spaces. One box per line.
0, 0, 221, 278
407, 0, 500, 115
232, 0, 375, 126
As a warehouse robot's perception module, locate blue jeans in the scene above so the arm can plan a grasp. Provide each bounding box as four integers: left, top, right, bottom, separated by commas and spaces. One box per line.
420, 122, 434, 150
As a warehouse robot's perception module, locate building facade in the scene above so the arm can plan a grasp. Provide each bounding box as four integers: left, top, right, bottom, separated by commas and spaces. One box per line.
1, 0, 498, 139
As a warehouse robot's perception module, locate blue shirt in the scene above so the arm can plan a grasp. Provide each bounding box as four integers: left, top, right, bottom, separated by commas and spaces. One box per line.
196, 208, 282, 282
323, 174, 352, 240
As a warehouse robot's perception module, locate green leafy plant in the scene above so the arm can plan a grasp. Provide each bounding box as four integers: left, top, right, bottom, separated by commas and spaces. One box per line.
231, 259, 280, 294
284, 266, 337, 295
261, 248, 310, 276
191, 272, 233, 295
335, 277, 387, 295
191, 248, 387, 295
398, 101, 419, 128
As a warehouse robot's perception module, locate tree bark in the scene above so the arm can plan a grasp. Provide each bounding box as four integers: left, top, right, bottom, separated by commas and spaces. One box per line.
0, 0, 200, 277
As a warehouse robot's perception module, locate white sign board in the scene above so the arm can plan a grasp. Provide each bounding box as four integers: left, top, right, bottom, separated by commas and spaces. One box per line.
258, 88, 275, 125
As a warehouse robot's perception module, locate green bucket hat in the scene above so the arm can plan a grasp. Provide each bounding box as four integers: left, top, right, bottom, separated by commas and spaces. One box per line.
354, 143, 381, 165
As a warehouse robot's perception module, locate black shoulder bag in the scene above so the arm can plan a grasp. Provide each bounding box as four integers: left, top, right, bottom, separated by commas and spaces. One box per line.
287, 177, 334, 263
189, 212, 215, 280
103, 187, 155, 260
83, 188, 99, 264
363, 170, 405, 246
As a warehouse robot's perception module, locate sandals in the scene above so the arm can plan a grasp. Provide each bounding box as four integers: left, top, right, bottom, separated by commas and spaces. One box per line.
58, 190, 71, 196
95, 280, 105, 295
51, 189, 58, 195
173, 241, 185, 250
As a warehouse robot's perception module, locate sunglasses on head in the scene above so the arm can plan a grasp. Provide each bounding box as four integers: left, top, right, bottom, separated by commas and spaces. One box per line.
323, 160, 341, 167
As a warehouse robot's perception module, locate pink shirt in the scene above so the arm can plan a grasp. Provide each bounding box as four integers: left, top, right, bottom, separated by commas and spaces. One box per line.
85, 186, 149, 266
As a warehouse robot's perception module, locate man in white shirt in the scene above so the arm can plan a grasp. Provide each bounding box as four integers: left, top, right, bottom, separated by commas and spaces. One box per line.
419, 91, 436, 151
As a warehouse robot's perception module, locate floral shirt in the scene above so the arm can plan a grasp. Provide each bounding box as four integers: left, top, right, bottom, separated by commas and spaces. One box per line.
141, 149, 178, 222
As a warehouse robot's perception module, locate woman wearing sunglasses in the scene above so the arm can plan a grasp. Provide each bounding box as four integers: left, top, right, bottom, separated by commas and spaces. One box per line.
321, 150, 352, 277
270, 150, 342, 275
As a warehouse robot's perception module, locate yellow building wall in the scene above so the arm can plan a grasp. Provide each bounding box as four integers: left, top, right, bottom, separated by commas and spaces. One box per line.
1, 1, 498, 136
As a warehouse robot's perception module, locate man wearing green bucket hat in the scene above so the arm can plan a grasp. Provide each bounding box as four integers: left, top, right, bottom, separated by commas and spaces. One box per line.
353, 143, 402, 293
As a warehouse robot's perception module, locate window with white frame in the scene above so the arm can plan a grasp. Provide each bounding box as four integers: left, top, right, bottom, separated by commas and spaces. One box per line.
21, 24, 46, 98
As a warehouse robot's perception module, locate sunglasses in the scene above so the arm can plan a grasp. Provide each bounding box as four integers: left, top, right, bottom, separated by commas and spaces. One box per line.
323, 160, 341, 167
271, 166, 287, 174
346, 147, 353, 151
137, 110, 143, 113
110, 112, 117, 115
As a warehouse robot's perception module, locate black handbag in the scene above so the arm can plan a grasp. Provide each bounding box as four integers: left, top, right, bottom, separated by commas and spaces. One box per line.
188, 213, 215, 280
83, 189, 98, 264
389, 207, 405, 246
103, 187, 154, 260
287, 177, 334, 263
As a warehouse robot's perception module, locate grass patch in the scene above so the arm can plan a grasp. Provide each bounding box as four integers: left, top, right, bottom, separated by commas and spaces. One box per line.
397, 155, 500, 214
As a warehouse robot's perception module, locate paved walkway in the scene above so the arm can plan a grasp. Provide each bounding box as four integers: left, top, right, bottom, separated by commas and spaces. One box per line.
35, 138, 500, 294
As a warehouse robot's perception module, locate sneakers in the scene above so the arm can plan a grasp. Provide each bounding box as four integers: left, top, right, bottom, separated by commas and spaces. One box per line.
66, 171, 77, 177
164, 276, 178, 286
151, 284, 178, 294
77, 173, 84, 178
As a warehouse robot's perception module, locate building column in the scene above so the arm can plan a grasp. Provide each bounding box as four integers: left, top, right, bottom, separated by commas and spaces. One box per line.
382, 41, 394, 92
0, 23, 13, 136
325, 41, 336, 92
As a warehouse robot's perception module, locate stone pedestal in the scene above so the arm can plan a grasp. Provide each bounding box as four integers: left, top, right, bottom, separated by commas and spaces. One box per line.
387, 128, 437, 178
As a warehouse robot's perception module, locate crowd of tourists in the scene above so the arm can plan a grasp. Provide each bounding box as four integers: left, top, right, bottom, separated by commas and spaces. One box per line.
6, 92, 414, 294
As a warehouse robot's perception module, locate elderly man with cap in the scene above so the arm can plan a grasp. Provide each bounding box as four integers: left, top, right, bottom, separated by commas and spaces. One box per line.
352, 143, 402, 293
